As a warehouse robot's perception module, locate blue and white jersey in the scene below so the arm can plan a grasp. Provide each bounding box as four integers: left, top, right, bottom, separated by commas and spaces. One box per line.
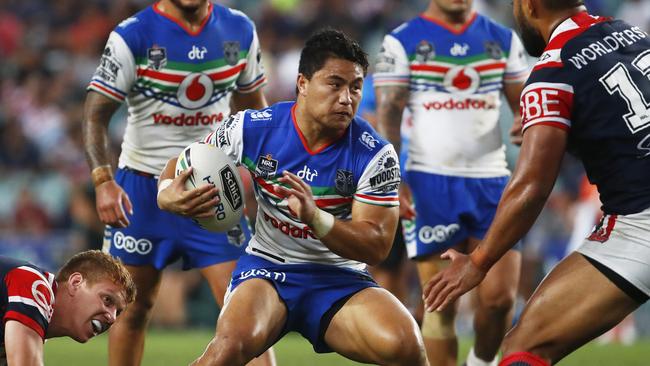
204, 102, 400, 270
375, 12, 528, 177
88, 2, 266, 175
520, 12, 650, 215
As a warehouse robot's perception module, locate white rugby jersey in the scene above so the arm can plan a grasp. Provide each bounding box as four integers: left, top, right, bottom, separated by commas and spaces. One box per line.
375, 13, 528, 177
88, 3, 266, 174
204, 102, 400, 270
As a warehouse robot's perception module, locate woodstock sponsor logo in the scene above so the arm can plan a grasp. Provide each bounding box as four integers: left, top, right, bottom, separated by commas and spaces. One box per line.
263, 212, 316, 240
152, 112, 224, 126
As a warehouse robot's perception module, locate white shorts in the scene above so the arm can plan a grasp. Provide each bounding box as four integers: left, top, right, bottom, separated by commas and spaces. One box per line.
577, 207, 650, 301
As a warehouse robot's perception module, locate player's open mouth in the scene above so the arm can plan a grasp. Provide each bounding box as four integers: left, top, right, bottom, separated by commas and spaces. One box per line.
91, 319, 105, 335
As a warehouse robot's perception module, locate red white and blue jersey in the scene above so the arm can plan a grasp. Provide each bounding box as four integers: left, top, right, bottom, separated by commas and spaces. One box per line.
0, 257, 56, 345
88, 2, 266, 175
520, 12, 650, 215
375, 12, 528, 177
205, 102, 400, 270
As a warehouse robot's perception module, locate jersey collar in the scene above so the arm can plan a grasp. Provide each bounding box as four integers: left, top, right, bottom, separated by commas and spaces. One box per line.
546, 11, 610, 51
420, 11, 477, 35
153, 1, 213, 36
291, 103, 343, 156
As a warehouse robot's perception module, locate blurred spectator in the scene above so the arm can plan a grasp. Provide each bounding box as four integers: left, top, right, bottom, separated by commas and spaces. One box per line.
616, 0, 650, 31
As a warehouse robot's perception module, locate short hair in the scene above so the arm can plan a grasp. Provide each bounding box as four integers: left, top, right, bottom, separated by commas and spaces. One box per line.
543, 0, 584, 10
298, 28, 369, 81
56, 250, 136, 304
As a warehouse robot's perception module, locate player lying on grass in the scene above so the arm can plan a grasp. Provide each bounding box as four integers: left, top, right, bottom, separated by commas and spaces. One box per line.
1, 250, 135, 366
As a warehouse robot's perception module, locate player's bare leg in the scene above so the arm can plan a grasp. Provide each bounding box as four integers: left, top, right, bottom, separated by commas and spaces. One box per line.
199, 261, 277, 366
416, 257, 457, 366
501, 252, 640, 364
191, 278, 286, 366
325, 287, 428, 366
108, 264, 162, 366
471, 238, 520, 364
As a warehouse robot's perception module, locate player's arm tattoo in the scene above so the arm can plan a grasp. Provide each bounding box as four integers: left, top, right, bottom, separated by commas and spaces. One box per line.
375, 85, 409, 154
82, 91, 121, 170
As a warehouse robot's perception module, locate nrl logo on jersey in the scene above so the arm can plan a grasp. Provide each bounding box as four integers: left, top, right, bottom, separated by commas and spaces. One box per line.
256, 154, 278, 179
223, 41, 240, 66
415, 40, 435, 62
484, 41, 503, 60
147, 45, 167, 70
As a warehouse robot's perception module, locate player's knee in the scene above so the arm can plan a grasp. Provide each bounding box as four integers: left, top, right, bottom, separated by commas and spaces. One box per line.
212, 325, 268, 364
502, 322, 552, 359
478, 290, 516, 316
421, 309, 456, 339
375, 321, 427, 365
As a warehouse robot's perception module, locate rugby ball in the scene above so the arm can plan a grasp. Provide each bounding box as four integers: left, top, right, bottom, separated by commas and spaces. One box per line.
175, 142, 244, 232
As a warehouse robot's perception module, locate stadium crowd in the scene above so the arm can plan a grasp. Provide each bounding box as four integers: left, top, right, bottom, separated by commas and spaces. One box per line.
0, 0, 649, 337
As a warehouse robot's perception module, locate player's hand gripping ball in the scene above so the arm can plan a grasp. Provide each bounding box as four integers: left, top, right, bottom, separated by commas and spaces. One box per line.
175, 142, 244, 232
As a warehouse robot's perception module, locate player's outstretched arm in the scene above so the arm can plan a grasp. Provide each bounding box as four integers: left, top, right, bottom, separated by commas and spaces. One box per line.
422, 125, 569, 311
157, 158, 220, 218
276, 171, 398, 265
4, 320, 44, 366
83, 91, 133, 228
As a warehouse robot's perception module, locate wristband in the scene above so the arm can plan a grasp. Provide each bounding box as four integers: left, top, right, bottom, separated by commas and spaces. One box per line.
91, 165, 113, 187
310, 208, 335, 238
157, 179, 173, 199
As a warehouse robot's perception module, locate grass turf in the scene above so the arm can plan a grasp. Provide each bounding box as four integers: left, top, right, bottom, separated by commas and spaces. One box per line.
44, 330, 650, 365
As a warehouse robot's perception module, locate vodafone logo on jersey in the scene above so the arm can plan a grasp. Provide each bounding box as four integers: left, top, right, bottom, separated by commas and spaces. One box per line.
178, 72, 213, 109
423, 98, 496, 111
443, 65, 480, 95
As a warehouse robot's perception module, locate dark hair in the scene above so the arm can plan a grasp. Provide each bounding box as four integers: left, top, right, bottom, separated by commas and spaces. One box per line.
543, 0, 584, 10
57, 250, 136, 304
298, 28, 369, 81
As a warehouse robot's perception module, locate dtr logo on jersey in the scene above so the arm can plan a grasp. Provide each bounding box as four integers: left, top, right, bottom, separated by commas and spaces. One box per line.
443, 66, 480, 95
178, 72, 214, 109
450, 43, 470, 56
188, 45, 208, 60
359, 131, 378, 150
296, 165, 318, 182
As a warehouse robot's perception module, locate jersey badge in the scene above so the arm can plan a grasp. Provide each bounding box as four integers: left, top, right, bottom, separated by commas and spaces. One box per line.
484, 41, 503, 60
415, 40, 436, 62
256, 154, 278, 179
223, 41, 240, 66
335, 169, 355, 196
147, 45, 167, 70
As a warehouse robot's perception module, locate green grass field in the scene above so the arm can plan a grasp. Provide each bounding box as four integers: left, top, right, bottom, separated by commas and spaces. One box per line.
44, 330, 650, 365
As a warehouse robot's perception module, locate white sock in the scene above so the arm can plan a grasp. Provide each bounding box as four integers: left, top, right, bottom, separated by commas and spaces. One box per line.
465, 346, 498, 366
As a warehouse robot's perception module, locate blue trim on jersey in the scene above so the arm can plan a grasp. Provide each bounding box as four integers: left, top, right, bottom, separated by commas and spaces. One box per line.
90, 78, 127, 97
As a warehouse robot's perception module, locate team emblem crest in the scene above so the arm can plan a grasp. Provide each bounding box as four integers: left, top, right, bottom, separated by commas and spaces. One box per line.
256, 154, 278, 179
223, 41, 240, 66
147, 45, 167, 70
335, 170, 355, 196
415, 40, 435, 62
484, 41, 503, 60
